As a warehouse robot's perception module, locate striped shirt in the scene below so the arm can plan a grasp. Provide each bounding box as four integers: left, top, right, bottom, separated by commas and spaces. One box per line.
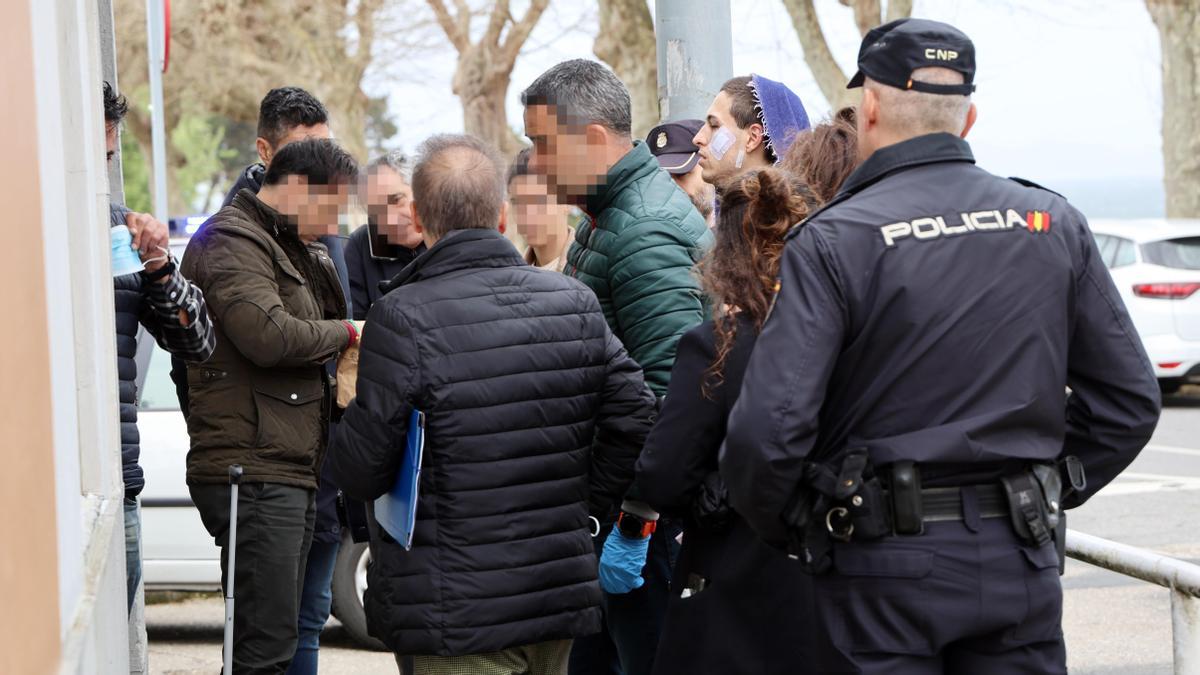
141, 263, 216, 363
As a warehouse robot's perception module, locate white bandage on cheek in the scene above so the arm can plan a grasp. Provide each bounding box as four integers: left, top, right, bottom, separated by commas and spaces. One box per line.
709, 127, 736, 161
734, 147, 746, 169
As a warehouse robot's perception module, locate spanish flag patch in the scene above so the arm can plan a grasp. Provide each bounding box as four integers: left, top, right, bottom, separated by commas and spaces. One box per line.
1026, 210, 1052, 233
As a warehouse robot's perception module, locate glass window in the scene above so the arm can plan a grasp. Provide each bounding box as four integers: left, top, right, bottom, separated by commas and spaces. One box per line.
1142, 237, 1200, 270
1111, 238, 1137, 268
138, 344, 180, 411
1093, 234, 1117, 268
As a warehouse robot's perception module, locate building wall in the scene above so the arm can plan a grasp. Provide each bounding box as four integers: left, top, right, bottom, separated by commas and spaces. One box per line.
0, 0, 130, 672
0, 0, 64, 673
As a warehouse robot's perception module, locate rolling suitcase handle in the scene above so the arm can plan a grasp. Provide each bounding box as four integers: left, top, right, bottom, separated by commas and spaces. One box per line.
223, 465, 243, 675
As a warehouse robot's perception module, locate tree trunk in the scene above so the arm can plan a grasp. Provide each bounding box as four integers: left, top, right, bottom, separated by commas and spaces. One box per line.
884, 0, 913, 23
1147, 0, 1200, 218
323, 85, 371, 163
784, 0, 912, 113
782, 0, 858, 111
594, 0, 659, 137
453, 47, 523, 156
845, 0, 881, 36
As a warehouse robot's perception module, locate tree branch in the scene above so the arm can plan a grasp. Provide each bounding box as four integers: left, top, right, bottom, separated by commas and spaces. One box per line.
482, 0, 511, 48
884, 0, 913, 22
851, 0, 881, 36
352, 0, 384, 72
426, 0, 468, 52
781, 0, 855, 111
501, 0, 550, 66
593, 0, 657, 136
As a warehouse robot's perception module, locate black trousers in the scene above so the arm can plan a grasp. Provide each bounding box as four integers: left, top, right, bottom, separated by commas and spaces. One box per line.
569, 519, 681, 675
814, 516, 1067, 674
191, 482, 316, 675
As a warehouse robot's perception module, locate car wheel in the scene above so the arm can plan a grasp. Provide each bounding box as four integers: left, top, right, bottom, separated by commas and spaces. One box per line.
330, 533, 388, 651
1160, 378, 1183, 396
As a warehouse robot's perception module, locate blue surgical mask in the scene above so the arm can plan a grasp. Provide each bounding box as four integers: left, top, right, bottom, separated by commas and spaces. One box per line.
110, 225, 145, 277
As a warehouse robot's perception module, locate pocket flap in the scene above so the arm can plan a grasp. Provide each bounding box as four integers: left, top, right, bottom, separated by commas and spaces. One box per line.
833, 547, 934, 579
254, 376, 323, 406
1020, 543, 1060, 570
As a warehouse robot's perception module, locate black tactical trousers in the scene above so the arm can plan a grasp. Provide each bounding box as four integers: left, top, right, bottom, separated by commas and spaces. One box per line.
813, 514, 1066, 674
191, 482, 316, 675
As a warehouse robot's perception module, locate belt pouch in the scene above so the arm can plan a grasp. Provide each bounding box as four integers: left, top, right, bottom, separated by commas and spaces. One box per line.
848, 476, 891, 540
890, 461, 924, 535
1001, 472, 1053, 546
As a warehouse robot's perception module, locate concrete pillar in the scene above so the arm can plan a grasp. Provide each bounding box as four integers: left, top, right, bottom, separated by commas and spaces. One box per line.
654, 0, 733, 122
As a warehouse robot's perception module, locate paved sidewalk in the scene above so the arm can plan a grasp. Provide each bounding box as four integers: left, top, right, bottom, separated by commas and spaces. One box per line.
146, 594, 395, 674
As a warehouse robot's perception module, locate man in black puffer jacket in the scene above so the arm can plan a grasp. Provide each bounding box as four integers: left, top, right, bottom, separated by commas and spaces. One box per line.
329, 134, 656, 675
104, 83, 216, 614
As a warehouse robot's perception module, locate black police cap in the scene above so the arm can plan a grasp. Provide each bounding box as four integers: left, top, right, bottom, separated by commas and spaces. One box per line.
646, 119, 704, 175
847, 18, 976, 96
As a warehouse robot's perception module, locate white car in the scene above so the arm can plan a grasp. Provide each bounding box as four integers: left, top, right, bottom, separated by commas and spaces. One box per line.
1089, 219, 1200, 394
135, 240, 381, 649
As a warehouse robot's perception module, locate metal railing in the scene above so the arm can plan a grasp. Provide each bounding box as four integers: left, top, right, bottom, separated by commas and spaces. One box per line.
1067, 529, 1200, 674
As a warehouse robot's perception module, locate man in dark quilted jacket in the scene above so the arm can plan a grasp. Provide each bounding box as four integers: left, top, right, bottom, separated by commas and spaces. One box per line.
522, 59, 712, 675
328, 134, 657, 674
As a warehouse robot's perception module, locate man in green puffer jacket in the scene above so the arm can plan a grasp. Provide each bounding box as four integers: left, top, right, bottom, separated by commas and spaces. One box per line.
522, 59, 712, 675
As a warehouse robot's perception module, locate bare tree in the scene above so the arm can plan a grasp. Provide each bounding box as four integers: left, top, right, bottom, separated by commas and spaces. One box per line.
781, 0, 912, 111
1146, 0, 1200, 217
114, 0, 395, 210
594, 0, 659, 138
427, 0, 551, 156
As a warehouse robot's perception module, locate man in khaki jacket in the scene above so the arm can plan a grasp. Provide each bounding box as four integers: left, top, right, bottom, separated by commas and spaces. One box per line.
181, 138, 359, 674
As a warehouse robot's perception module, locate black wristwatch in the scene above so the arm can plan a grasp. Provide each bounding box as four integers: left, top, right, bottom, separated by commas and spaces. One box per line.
617, 511, 657, 539
141, 258, 176, 282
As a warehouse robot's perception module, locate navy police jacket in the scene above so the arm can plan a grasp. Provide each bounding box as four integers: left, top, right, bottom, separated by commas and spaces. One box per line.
721, 133, 1161, 544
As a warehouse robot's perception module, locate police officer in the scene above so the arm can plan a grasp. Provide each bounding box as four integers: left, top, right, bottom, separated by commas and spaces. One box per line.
720, 18, 1161, 673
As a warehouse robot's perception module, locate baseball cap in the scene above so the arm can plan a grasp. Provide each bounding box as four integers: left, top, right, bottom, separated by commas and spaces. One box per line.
646, 119, 704, 174
847, 18, 976, 96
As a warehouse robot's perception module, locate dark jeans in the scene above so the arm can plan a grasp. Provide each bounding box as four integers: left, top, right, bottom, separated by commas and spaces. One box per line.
568, 520, 681, 675
124, 497, 141, 613
285, 538, 341, 675
191, 482, 316, 675
815, 517, 1066, 674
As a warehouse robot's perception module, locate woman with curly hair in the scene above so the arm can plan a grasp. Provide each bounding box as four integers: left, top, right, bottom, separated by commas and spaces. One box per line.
780, 106, 859, 206
634, 168, 833, 674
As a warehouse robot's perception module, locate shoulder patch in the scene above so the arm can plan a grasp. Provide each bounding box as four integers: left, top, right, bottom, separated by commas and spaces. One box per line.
1008, 176, 1065, 199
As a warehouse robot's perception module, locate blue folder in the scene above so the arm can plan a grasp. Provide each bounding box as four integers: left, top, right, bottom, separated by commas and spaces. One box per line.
374, 408, 425, 550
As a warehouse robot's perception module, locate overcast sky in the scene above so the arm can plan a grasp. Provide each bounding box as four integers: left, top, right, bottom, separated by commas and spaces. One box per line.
377, 0, 1163, 189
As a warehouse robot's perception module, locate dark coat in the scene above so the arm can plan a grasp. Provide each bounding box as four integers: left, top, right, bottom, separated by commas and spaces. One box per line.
343, 223, 424, 320
180, 190, 349, 488
204, 168, 352, 541
112, 204, 146, 497
329, 228, 657, 656
722, 133, 1162, 544
636, 318, 817, 674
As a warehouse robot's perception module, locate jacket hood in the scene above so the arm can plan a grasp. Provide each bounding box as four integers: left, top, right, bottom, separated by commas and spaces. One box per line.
383, 228, 523, 292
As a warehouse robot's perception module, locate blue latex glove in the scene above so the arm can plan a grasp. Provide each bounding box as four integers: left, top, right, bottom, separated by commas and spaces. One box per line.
598, 529, 650, 594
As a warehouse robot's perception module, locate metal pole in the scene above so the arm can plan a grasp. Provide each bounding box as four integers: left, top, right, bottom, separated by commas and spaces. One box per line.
223, 465, 242, 675
99, 0, 124, 205
1172, 590, 1200, 675
1066, 529, 1200, 597
145, 0, 168, 222
654, 0, 733, 123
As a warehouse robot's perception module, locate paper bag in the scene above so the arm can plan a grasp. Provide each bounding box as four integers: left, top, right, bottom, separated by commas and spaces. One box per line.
336, 344, 360, 408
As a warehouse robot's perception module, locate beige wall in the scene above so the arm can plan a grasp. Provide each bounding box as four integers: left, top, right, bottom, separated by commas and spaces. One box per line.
0, 0, 62, 673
